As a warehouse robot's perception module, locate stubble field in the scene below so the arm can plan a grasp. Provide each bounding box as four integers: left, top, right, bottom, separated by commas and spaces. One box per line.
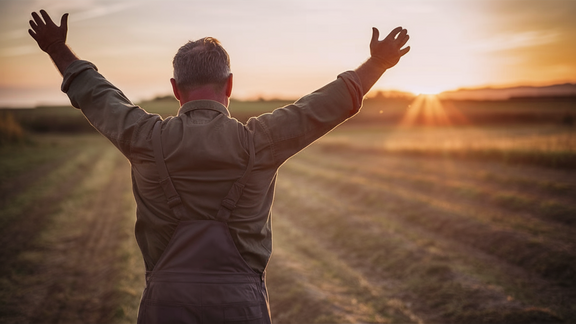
1, 97, 575, 323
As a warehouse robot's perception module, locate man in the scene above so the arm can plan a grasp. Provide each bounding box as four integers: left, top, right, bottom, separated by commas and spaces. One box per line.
29, 9, 409, 324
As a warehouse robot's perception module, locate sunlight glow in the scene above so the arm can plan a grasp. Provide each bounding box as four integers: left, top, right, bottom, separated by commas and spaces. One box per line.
417, 90, 441, 96
401, 84, 446, 96
399, 94, 468, 127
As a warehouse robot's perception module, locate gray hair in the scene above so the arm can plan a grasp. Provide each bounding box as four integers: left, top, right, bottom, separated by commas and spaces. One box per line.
172, 37, 231, 91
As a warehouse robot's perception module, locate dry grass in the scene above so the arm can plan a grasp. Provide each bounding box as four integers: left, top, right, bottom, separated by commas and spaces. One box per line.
0, 111, 25, 145
0, 135, 143, 324
266, 126, 576, 322
2, 98, 576, 323
321, 124, 576, 169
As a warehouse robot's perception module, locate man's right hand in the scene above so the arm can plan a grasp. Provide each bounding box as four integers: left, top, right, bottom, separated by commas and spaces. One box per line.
370, 27, 410, 69
29, 10, 69, 54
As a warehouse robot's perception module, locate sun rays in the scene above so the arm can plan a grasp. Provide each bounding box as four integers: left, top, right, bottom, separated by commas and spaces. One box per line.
399, 94, 468, 127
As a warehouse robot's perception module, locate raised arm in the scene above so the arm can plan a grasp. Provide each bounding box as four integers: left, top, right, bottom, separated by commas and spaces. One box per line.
249, 27, 410, 166
356, 27, 410, 95
28, 10, 154, 158
29, 10, 78, 75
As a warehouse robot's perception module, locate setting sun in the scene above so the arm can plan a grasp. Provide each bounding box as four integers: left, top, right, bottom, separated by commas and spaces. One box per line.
410, 88, 442, 96
399, 94, 469, 127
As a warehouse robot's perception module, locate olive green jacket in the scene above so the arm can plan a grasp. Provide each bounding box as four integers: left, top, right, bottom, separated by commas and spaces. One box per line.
62, 60, 363, 273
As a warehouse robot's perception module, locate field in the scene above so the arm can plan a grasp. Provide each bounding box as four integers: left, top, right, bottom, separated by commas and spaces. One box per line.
1, 97, 575, 323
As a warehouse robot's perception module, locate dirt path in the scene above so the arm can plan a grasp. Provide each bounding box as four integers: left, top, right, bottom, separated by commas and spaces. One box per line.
268, 211, 423, 324
1, 138, 144, 324
27, 150, 136, 323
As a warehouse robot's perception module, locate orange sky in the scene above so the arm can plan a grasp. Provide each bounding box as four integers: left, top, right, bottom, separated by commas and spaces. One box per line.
1, 0, 575, 107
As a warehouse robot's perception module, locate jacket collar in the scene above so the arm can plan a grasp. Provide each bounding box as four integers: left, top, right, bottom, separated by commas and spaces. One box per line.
177, 100, 231, 117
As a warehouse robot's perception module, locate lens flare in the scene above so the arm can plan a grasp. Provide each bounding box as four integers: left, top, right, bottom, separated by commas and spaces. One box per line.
399, 94, 467, 127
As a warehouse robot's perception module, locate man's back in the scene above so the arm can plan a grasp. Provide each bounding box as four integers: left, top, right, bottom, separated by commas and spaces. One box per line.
130, 100, 268, 272
61, 60, 364, 274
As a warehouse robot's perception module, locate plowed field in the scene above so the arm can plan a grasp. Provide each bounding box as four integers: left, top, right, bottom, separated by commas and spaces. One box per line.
1, 123, 575, 323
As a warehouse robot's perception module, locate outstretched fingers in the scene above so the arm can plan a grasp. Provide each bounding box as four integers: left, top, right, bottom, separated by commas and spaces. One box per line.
398, 32, 409, 48
397, 29, 408, 41
31, 12, 45, 27
371, 27, 380, 46
399, 46, 411, 56
29, 18, 38, 30
60, 13, 69, 29
28, 28, 37, 40
385, 27, 403, 41
40, 9, 56, 26
397, 28, 410, 57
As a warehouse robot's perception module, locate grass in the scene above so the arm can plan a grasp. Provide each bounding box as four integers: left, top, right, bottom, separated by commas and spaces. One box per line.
296, 146, 576, 230
0, 135, 143, 323
112, 189, 146, 324
270, 199, 419, 323
538, 201, 576, 225
7, 106, 95, 133
0, 111, 25, 145
275, 160, 573, 322
138, 96, 293, 122
3, 97, 292, 134
0, 134, 95, 183
273, 174, 559, 323
0, 136, 106, 227
284, 157, 576, 287
0, 135, 108, 321
2, 97, 576, 323
320, 124, 576, 169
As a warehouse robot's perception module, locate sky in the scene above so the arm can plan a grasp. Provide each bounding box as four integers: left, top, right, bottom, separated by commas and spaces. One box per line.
0, 0, 575, 107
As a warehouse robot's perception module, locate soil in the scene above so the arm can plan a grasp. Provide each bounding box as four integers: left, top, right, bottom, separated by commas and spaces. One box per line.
0, 140, 142, 324
2, 131, 575, 323
268, 144, 575, 322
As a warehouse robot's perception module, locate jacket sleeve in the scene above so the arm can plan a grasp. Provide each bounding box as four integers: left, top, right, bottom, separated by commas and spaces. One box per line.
61, 60, 158, 157
247, 71, 363, 166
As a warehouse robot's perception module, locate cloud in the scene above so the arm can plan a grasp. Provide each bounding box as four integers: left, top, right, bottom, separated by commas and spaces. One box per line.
0, 45, 37, 57
68, 2, 139, 22
468, 30, 560, 52
1, 1, 139, 41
